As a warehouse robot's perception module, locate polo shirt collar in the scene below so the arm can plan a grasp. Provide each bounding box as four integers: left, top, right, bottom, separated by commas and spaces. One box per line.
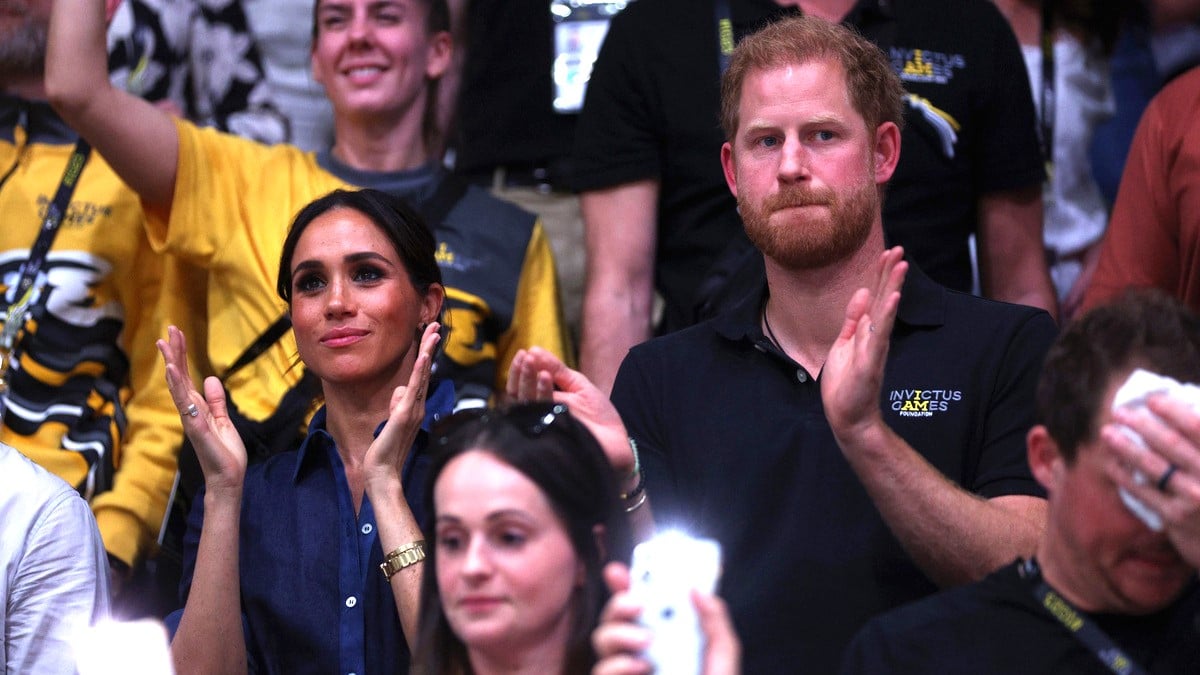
291, 377, 457, 482
712, 254, 948, 345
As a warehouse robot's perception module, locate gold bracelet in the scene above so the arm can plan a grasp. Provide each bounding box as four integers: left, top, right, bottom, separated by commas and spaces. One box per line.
380, 540, 427, 581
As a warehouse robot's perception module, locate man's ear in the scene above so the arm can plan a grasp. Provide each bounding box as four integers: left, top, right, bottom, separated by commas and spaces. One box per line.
1027, 425, 1065, 494
105, 0, 124, 23
872, 121, 901, 185
720, 141, 738, 199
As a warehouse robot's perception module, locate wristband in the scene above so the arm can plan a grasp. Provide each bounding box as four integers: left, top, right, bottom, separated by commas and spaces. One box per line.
624, 437, 643, 499
624, 490, 648, 513
380, 540, 427, 580
621, 437, 646, 508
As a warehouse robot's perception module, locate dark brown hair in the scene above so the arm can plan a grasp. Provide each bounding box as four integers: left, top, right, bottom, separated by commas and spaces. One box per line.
277, 188, 441, 304
413, 404, 634, 674
1036, 290, 1200, 462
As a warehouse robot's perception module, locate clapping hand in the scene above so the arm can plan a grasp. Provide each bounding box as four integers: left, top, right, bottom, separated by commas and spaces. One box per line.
822, 247, 907, 447
365, 322, 441, 488
158, 325, 247, 494
507, 347, 636, 477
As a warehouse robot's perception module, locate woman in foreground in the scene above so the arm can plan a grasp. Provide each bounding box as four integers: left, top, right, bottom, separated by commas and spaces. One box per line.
413, 402, 634, 674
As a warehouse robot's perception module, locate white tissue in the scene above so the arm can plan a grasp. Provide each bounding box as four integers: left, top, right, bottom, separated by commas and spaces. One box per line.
1110, 369, 1200, 531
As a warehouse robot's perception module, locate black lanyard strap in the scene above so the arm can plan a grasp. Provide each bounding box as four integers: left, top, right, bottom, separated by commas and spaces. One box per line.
1020, 559, 1149, 675
1040, 0, 1057, 182
1, 138, 92, 420
12, 139, 93, 304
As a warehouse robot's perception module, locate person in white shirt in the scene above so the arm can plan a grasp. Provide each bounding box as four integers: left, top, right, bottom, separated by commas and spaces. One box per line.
0, 441, 110, 674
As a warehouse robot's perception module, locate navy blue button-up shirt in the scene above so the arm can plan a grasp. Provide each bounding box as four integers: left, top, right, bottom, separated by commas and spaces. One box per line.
171, 380, 455, 675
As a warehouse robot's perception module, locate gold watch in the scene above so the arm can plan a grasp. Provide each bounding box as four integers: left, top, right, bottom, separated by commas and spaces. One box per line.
380, 540, 427, 580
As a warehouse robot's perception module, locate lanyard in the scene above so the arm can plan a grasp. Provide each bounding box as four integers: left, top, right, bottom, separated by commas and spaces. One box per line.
1019, 559, 1149, 675
1039, 0, 1057, 188
0, 137, 93, 421
715, 0, 734, 75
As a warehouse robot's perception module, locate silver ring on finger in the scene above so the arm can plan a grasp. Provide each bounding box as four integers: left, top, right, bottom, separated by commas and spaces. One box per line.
184, 403, 199, 418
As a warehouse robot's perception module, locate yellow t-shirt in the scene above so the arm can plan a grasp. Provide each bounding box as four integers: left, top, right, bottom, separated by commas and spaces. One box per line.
2, 102, 202, 566
150, 119, 570, 422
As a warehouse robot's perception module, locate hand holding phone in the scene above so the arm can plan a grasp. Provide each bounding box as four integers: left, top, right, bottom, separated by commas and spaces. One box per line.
628, 531, 722, 675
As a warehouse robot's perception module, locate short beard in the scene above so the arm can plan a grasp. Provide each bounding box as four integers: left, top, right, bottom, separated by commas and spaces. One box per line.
0, 18, 48, 82
740, 177, 877, 270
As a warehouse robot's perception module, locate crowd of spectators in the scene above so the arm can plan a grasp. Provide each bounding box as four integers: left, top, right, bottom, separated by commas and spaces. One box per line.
3, 0, 1200, 672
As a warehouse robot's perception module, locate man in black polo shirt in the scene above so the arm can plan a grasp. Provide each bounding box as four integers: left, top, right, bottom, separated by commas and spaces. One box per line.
605, 17, 1057, 673
574, 0, 1058, 395
842, 292, 1200, 674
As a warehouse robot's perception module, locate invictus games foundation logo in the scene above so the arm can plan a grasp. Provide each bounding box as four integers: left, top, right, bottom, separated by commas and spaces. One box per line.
890, 47, 965, 85
889, 388, 963, 417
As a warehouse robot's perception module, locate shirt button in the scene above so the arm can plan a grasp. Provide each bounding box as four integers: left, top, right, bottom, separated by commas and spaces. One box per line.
345, 596, 357, 608
360, 523, 373, 535
797, 370, 808, 383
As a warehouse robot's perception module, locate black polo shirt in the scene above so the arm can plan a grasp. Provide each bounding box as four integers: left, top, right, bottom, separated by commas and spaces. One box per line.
611, 263, 1056, 674
843, 562, 1200, 674
573, 0, 1043, 330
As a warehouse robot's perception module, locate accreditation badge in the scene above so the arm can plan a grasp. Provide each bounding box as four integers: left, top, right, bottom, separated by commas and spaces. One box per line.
550, 0, 637, 113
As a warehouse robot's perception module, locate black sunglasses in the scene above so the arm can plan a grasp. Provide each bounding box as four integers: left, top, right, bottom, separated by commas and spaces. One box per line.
431, 401, 571, 445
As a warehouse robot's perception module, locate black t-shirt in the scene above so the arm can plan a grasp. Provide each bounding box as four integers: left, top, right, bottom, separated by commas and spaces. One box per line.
843, 561, 1200, 674
611, 266, 1056, 673
454, 0, 577, 175
573, 0, 795, 331
572, 0, 1043, 330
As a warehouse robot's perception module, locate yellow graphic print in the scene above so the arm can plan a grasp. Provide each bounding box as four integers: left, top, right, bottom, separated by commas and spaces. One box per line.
889, 388, 963, 418
903, 50, 934, 79
441, 286, 494, 368
905, 94, 961, 159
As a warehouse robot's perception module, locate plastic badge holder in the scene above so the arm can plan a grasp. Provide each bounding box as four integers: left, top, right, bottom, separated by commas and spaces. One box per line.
1111, 369, 1200, 531
629, 531, 722, 675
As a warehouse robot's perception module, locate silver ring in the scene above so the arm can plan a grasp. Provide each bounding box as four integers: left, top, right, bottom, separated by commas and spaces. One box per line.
185, 403, 199, 418
1157, 464, 1179, 492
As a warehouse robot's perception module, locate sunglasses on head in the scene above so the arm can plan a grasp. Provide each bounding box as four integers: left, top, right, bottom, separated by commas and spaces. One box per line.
431, 401, 571, 445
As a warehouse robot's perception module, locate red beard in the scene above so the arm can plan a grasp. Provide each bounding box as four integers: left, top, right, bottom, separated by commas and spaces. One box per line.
740, 178, 877, 270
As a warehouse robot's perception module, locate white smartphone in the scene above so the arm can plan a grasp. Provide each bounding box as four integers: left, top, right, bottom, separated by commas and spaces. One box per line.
628, 530, 722, 675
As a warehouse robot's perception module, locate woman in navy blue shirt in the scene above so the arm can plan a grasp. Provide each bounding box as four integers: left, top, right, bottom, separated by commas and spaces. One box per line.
161, 188, 446, 674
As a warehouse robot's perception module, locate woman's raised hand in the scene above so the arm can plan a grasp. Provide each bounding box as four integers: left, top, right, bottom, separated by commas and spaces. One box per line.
157, 325, 247, 494
507, 347, 636, 477
365, 322, 441, 488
